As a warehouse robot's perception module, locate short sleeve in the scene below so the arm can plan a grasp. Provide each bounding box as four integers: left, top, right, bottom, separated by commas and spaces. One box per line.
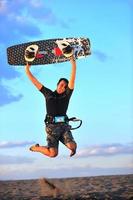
39, 85, 53, 98
66, 87, 73, 98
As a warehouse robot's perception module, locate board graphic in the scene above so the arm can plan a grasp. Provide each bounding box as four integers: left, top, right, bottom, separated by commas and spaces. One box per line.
7, 37, 91, 66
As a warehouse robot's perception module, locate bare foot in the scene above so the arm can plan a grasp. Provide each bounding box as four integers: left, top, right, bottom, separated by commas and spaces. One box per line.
70, 149, 76, 157
29, 144, 40, 152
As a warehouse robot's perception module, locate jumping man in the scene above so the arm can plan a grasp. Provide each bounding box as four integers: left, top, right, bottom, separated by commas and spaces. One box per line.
25, 56, 77, 157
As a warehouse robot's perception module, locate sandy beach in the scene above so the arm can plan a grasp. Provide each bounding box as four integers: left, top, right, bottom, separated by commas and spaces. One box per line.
0, 174, 133, 200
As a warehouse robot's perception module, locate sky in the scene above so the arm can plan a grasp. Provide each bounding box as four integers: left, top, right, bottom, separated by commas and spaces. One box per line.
0, 0, 133, 180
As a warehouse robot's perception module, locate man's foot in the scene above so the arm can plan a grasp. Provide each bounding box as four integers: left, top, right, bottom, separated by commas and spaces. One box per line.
29, 144, 40, 152
70, 149, 76, 157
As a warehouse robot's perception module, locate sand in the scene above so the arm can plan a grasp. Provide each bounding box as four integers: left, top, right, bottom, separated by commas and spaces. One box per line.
0, 174, 133, 200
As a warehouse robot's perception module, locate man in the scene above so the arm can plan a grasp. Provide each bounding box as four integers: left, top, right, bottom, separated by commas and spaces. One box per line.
25, 56, 77, 157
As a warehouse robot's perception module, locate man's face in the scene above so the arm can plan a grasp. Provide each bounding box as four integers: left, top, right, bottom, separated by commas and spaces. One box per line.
56, 80, 67, 94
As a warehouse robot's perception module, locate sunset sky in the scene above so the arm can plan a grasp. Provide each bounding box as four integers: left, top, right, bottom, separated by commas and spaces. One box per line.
0, 0, 132, 180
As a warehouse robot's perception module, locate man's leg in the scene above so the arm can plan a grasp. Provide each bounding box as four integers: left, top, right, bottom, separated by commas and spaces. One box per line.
60, 125, 77, 157
30, 124, 60, 158
30, 144, 58, 157
66, 141, 77, 157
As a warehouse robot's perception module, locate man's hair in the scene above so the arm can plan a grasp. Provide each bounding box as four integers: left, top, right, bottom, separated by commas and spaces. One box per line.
57, 78, 69, 86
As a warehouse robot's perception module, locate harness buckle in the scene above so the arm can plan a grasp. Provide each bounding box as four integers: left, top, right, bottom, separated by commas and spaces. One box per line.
45, 115, 68, 124
54, 116, 66, 123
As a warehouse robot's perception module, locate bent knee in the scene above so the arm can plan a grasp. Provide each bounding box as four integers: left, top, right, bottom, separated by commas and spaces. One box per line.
66, 141, 77, 150
49, 148, 58, 158
50, 152, 58, 157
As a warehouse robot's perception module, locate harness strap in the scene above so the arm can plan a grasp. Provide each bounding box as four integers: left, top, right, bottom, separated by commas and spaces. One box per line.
68, 117, 82, 130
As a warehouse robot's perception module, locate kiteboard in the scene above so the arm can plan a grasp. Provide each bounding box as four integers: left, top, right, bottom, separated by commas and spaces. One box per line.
7, 37, 91, 66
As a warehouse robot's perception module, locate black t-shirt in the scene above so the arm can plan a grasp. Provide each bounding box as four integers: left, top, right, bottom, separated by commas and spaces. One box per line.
40, 85, 73, 116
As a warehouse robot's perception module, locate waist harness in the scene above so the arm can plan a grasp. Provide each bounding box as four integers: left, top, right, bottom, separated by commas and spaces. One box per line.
45, 115, 82, 130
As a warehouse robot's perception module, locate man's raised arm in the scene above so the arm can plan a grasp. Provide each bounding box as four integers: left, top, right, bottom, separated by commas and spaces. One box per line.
68, 56, 76, 90
25, 63, 43, 90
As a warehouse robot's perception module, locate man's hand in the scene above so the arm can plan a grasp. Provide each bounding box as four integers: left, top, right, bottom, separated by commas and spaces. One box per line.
26, 62, 31, 68
69, 55, 76, 62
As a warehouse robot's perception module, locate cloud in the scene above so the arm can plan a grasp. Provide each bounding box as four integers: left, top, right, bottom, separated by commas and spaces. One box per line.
1, 60, 20, 80
93, 50, 109, 62
0, 164, 132, 180
0, 0, 7, 12
0, 142, 132, 180
29, 0, 43, 8
0, 82, 23, 106
0, 0, 42, 106
0, 154, 35, 165
35, 166, 133, 179
0, 141, 35, 148
0, 0, 69, 106
0, 0, 68, 46
76, 143, 133, 158
0, 1, 42, 45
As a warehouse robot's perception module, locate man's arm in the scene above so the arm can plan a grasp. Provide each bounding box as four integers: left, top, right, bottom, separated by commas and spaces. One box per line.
68, 56, 76, 90
25, 63, 43, 90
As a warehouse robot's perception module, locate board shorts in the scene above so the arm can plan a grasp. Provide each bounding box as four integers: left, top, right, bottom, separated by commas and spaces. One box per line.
45, 123, 75, 148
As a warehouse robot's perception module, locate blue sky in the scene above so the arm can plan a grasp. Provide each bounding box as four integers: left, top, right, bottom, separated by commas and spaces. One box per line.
0, 0, 132, 180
